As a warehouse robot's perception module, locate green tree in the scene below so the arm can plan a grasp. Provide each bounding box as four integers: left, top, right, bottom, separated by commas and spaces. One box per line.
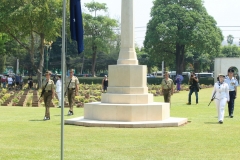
136, 46, 157, 74
144, 0, 223, 74
0, 32, 32, 75
0, 33, 8, 73
220, 45, 240, 57
0, 0, 62, 88
48, 36, 79, 73
227, 35, 234, 45
83, 1, 118, 77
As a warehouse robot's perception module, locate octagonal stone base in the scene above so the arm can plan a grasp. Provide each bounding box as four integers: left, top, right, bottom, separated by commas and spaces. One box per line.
65, 102, 188, 128
64, 63, 188, 128
84, 102, 169, 121
64, 117, 188, 128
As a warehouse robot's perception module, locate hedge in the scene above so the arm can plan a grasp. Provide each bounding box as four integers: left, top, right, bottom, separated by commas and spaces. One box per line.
197, 77, 214, 85
23, 77, 103, 85
23, 76, 214, 85
146, 77, 214, 85
78, 77, 214, 85
79, 77, 103, 84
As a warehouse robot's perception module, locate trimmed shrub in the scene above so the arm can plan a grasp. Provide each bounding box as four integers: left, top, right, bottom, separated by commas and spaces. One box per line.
84, 99, 89, 103
22, 76, 213, 86
181, 77, 214, 85
79, 77, 103, 84
147, 78, 162, 85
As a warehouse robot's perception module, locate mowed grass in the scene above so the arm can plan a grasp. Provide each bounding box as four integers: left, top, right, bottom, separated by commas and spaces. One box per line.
1, 87, 240, 160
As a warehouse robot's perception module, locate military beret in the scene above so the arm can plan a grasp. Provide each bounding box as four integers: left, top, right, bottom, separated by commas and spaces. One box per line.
45, 71, 52, 75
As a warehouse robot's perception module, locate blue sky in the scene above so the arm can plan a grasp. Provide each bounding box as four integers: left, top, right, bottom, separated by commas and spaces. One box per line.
82, 0, 240, 46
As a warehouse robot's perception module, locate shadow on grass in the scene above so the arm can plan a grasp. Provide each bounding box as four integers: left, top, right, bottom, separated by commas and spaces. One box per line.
54, 114, 73, 117
204, 122, 220, 124
29, 119, 45, 121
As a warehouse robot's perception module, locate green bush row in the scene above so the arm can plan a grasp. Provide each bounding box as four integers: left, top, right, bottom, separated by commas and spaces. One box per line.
79, 77, 103, 84
22, 77, 103, 84
23, 77, 214, 85
146, 77, 214, 85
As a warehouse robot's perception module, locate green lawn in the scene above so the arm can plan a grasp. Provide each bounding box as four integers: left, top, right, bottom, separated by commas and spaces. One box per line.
1, 87, 240, 160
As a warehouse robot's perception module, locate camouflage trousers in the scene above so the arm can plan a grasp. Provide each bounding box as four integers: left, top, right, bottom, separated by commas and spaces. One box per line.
68, 89, 75, 110
44, 92, 52, 118
163, 89, 172, 103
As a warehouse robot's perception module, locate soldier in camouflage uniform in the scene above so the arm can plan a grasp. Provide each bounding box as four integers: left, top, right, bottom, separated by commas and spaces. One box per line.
161, 71, 174, 103
42, 71, 55, 120
65, 69, 79, 115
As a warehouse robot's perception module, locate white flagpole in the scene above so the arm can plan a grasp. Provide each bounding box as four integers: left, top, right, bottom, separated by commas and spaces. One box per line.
61, 0, 66, 159
162, 61, 164, 77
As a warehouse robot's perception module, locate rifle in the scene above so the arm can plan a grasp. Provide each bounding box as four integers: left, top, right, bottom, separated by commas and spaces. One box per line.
208, 91, 216, 106
64, 79, 72, 96
38, 81, 49, 102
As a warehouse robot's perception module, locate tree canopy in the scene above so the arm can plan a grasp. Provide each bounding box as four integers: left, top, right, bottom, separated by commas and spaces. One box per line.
0, 0, 62, 88
227, 35, 234, 45
144, 0, 223, 74
83, 1, 119, 77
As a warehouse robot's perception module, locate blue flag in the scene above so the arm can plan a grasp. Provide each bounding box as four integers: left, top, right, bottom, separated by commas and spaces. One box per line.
70, 0, 84, 54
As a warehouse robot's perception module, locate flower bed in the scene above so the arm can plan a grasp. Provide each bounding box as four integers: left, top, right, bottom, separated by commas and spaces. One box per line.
0, 83, 213, 107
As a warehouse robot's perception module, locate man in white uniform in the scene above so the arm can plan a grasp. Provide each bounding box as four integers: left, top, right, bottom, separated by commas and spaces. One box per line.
7, 76, 13, 90
56, 75, 62, 108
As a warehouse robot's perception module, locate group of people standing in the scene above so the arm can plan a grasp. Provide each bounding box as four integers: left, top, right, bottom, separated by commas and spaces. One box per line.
161, 69, 238, 124
0, 74, 23, 90
42, 69, 79, 120
3, 70, 108, 121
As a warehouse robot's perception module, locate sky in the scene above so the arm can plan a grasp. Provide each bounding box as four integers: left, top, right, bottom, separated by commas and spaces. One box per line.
82, 0, 240, 47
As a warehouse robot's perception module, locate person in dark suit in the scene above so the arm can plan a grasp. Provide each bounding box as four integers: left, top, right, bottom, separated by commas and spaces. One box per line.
102, 75, 108, 92
224, 68, 238, 118
187, 72, 199, 105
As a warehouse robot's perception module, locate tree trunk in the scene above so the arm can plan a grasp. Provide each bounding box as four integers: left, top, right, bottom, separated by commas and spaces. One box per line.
180, 45, 185, 73
147, 66, 151, 74
37, 33, 45, 89
0, 55, 6, 73
176, 43, 185, 75
29, 32, 35, 75
193, 60, 203, 73
176, 43, 181, 74
91, 45, 97, 77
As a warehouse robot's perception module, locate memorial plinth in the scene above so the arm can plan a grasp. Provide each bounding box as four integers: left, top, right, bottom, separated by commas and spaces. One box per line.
65, 0, 187, 127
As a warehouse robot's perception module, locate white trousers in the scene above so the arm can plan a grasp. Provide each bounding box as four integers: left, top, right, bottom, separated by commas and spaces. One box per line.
214, 98, 227, 121
56, 92, 62, 107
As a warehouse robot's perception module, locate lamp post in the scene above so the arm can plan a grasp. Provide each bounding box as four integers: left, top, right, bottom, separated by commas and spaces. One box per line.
45, 45, 50, 71
45, 41, 53, 71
